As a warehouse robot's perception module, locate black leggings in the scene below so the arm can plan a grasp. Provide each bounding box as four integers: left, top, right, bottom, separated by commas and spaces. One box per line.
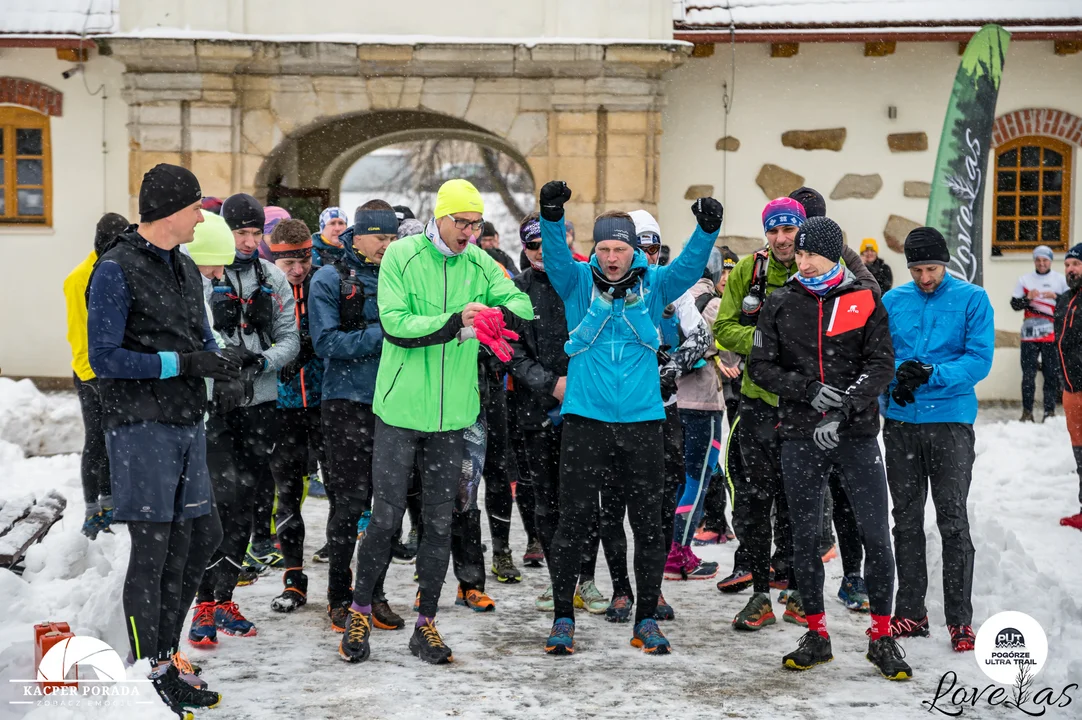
75, 376, 111, 507
828, 469, 865, 578
780, 438, 895, 617
322, 400, 388, 606
482, 385, 515, 555
1021, 341, 1061, 414
353, 418, 463, 617
126, 512, 221, 662
508, 407, 538, 545
551, 415, 664, 623
197, 403, 277, 604
270, 407, 323, 569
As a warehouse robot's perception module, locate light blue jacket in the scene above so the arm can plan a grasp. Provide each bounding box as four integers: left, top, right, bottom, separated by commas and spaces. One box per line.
882, 272, 994, 425
540, 216, 718, 423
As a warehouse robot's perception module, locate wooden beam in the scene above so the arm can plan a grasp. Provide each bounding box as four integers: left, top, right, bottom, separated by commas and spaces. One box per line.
691, 43, 715, 58
56, 47, 89, 63
770, 42, 799, 58
958, 41, 968, 55
864, 41, 896, 57
1054, 40, 1082, 55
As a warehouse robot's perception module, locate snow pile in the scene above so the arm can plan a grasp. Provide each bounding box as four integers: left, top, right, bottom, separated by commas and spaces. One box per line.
1, 0, 118, 35
0, 379, 84, 457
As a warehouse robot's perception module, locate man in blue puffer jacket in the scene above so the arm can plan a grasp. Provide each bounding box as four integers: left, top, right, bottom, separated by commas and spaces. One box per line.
536, 180, 722, 657
881, 226, 993, 654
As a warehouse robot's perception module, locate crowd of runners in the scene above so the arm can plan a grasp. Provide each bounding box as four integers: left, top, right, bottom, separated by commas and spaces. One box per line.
60, 162, 1082, 718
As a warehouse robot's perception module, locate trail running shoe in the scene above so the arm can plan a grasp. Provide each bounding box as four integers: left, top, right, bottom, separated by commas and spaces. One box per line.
545, 618, 575, 656
270, 569, 307, 613
81, 508, 114, 540
214, 601, 257, 637
783, 630, 833, 670
868, 636, 913, 679
889, 615, 930, 638
778, 589, 790, 604
536, 585, 554, 612
171, 652, 207, 690
410, 621, 454, 664
372, 601, 405, 630
664, 544, 719, 581
306, 475, 327, 498
717, 568, 753, 594
1020, 409, 1035, 422
456, 586, 496, 612
783, 590, 807, 626
605, 595, 633, 623
692, 527, 720, 545
522, 538, 545, 567
329, 603, 350, 633
631, 618, 671, 655
574, 580, 609, 615
491, 552, 523, 583
838, 575, 870, 612
821, 545, 838, 563
654, 594, 675, 621
356, 510, 371, 539
392, 528, 419, 564
248, 539, 285, 568
312, 543, 329, 563
187, 601, 217, 647
948, 624, 975, 652
339, 610, 372, 663
149, 665, 194, 720
733, 592, 776, 631
769, 565, 789, 590
153, 664, 220, 711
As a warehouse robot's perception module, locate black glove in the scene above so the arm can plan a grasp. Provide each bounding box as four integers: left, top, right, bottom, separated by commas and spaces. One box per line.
212, 378, 245, 415
691, 197, 724, 234
221, 344, 261, 368
660, 364, 679, 402
178, 351, 240, 381
891, 360, 933, 407
539, 181, 572, 222
813, 411, 845, 451
806, 381, 846, 413
279, 337, 315, 385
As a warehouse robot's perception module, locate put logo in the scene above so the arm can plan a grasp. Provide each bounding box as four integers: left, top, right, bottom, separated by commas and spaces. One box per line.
36, 635, 126, 686
974, 611, 1048, 685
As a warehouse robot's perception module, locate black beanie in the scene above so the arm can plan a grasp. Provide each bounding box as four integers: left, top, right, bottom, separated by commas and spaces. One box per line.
1066, 243, 1082, 262
789, 186, 826, 219
139, 164, 201, 223
393, 205, 415, 221
94, 212, 130, 257
221, 193, 266, 232
795, 216, 844, 263
904, 227, 950, 267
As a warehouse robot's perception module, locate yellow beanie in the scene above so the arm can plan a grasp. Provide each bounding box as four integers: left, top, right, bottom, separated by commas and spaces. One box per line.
859, 237, 879, 254
433, 179, 484, 218
187, 211, 237, 265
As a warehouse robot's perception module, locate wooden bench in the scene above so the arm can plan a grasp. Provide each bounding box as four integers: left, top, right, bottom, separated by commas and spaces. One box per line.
0, 490, 67, 574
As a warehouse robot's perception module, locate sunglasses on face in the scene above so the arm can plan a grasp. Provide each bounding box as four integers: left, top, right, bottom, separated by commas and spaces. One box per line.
523, 241, 542, 251
448, 214, 485, 232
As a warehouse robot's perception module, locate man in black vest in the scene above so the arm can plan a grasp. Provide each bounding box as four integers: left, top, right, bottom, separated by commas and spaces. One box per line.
87, 163, 239, 717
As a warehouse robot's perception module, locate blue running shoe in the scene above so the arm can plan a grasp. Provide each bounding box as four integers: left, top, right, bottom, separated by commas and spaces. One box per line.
187, 602, 217, 647
838, 575, 870, 612
631, 618, 671, 655
605, 595, 633, 624
214, 601, 257, 637
356, 510, 372, 539
545, 618, 575, 655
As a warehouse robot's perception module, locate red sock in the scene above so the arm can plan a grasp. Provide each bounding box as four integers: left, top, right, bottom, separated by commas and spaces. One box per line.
806, 612, 828, 638
870, 614, 891, 640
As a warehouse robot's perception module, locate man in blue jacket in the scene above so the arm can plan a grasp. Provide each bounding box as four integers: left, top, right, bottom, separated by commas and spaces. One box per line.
881, 227, 994, 653
536, 180, 722, 656
309, 199, 405, 637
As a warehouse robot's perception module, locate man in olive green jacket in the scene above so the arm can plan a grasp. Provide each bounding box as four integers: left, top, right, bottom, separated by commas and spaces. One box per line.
340, 179, 533, 666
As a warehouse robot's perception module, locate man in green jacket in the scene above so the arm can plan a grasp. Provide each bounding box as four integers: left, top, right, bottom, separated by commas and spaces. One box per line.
340, 179, 533, 666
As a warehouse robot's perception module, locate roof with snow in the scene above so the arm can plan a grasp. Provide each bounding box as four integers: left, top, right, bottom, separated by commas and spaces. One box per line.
1, 0, 118, 36
674, 0, 1082, 31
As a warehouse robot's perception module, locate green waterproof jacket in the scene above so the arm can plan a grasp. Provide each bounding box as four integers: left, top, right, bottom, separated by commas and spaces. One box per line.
374, 233, 534, 433
713, 250, 798, 406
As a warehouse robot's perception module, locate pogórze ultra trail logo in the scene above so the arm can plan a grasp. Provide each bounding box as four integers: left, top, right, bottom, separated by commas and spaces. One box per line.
923, 611, 1077, 716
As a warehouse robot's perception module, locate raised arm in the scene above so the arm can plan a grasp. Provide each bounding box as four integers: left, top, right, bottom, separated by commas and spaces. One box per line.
657, 198, 723, 305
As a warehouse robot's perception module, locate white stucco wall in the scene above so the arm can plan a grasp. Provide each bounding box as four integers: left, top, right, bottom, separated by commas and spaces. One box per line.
659, 40, 1082, 400
0, 48, 130, 378
118, 0, 674, 41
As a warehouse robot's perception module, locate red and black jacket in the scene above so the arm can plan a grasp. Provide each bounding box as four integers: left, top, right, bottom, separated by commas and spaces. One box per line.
1055, 286, 1082, 393
749, 271, 895, 439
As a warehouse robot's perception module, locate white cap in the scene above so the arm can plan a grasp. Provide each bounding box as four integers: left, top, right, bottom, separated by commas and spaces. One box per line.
629, 209, 661, 243
1033, 245, 1054, 261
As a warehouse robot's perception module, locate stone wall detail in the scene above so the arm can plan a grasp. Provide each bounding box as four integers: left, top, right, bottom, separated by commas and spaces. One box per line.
883, 213, 921, 253
755, 164, 804, 199
887, 132, 928, 152
781, 128, 846, 151
830, 173, 882, 200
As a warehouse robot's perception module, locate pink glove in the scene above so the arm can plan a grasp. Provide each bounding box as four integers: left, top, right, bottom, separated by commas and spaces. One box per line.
473, 308, 519, 362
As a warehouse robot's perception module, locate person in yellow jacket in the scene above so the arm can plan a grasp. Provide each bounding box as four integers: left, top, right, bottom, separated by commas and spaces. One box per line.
63, 212, 129, 539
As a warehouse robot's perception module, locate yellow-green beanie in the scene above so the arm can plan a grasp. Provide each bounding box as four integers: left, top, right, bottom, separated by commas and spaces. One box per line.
433, 179, 484, 218
187, 210, 236, 265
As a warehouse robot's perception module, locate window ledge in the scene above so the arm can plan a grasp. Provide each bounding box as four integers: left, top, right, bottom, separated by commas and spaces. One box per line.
989, 253, 1045, 262
0, 225, 54, 236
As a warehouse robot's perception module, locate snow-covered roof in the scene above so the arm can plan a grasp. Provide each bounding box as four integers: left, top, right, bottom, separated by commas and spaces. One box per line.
674, 0, 1082, 28
1, 0, 118, 36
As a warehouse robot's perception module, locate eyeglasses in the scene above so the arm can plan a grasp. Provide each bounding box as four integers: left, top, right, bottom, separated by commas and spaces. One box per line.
448, 214, 485, 232
523, 241, 542, 251
641, 244, 661, 256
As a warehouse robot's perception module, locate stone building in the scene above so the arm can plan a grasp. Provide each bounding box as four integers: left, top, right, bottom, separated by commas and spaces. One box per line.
1, 0, 1080, 400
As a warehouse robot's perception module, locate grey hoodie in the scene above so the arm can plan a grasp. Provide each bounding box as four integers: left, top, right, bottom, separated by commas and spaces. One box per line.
219, 258, 299, 406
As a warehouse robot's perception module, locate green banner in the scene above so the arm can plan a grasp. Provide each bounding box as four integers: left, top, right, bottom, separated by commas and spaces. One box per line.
926, 24, 1011, 286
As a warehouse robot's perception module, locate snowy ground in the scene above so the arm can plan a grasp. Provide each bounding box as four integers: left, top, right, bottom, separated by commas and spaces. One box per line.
0, 378, 1080, 719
